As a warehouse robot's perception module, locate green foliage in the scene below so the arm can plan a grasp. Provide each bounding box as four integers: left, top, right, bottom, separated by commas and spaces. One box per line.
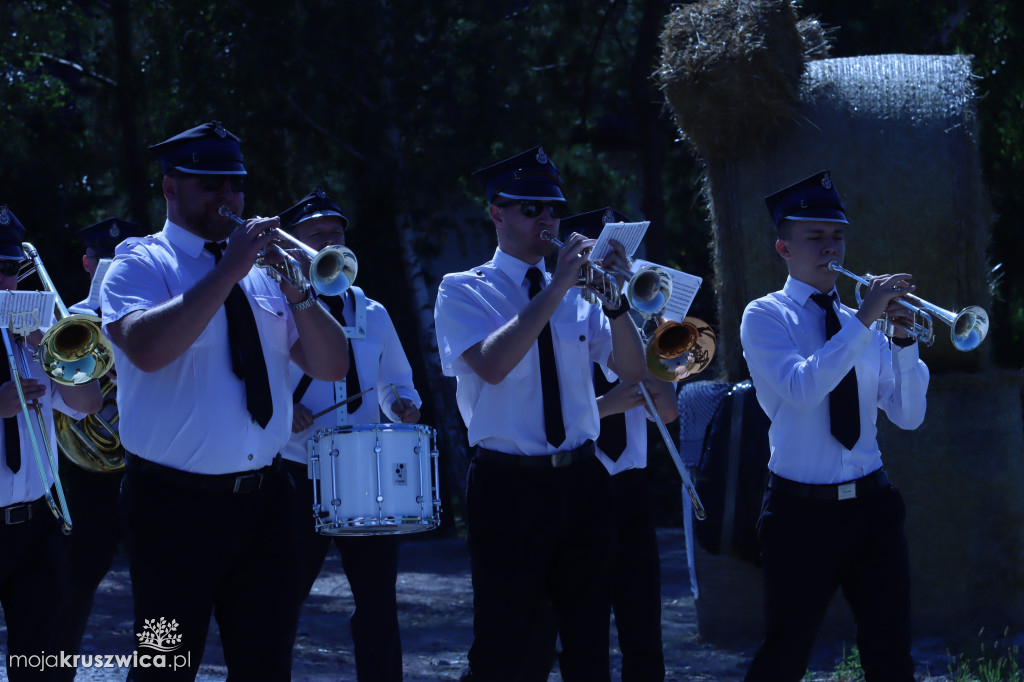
947, 629, 1024, 682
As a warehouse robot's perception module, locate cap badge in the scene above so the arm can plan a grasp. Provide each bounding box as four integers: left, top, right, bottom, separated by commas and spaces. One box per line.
800, 199, 808, 209
315, 187, 326, 199
213, 121, 227, 138
0, 208, 8, 226
602, 208, 617, 224
109, 225, 120, 238
821, 172, 832, 190
535, 147, 548, 165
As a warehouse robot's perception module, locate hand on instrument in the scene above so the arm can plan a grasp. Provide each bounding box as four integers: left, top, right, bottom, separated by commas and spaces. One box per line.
292, 402, 314, 433
392, 397, 421, 424
0, 378, 45, 418
596, 380, 646, 418
595, 239, 631, 288
550, 232, 593, 293
223, 216, 278, 283
855, 272, 915, 331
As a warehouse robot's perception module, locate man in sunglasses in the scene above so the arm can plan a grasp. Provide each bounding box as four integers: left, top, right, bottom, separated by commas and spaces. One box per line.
0, 205, 102, 681
434, 145, 645, 681
100, 121, 348, 680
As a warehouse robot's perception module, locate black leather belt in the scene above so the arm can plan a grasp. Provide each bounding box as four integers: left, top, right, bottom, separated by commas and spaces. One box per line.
767, 468, 890, 501
125, 453, 282, 494
0, 496, 48, 525
475, 441, 595, 469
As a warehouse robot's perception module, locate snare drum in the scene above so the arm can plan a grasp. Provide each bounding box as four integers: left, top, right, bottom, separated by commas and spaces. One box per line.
308, 423, 441, 535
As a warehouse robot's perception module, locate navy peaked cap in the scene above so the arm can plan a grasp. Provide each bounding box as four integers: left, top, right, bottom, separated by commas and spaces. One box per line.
0, 206, 26, 260
472, 145, 565, 203
149, 121, 246, 175
279, 187, 348, 232
559, 206, 631, 240
764, 170, 848, 230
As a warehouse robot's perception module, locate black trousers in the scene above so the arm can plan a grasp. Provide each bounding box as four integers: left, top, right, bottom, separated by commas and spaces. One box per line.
0, 500, 73, 681
285, 460, 403, 682
744, 483, 914, 682
119, 464, 300, 681
461, 452, 614, 682
59, 459, 124, 657
610, 468, 664, 682
519, 468, 665, 682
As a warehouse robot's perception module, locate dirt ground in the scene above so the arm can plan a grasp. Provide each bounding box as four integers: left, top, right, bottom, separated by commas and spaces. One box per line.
4, 527, 955, 681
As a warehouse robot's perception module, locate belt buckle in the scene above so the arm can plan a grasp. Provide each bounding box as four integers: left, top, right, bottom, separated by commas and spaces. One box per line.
4, 504, 31, 525
233, 473, 262, 494
550, 452, 573, 468
837, 482, 857, 500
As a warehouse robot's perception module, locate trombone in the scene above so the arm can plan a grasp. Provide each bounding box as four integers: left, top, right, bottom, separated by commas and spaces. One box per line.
828, 261, 989, 351
0, 242, 115, 532
219, 206, 358, 297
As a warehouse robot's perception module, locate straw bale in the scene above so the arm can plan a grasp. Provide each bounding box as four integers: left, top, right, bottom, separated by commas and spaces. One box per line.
656, 0, 805, 159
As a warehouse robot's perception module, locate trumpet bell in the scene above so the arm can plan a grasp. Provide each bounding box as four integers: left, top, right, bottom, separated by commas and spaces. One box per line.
626, 266, 672, 316
646, 317, 717, 382
950, 305, 989, 352
310, 245, 358, 297
36, 314, 115, 386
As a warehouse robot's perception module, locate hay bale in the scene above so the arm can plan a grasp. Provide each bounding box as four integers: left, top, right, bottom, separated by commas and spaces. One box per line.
656, 0, 806, 159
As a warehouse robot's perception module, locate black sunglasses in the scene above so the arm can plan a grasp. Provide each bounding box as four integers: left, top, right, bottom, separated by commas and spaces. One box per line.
497, 200, 569, 220
174, 173, 246, 194
0, 260, 21, 277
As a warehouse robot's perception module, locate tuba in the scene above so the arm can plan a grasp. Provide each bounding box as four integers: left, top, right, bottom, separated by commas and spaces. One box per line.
54, 376, 123, 473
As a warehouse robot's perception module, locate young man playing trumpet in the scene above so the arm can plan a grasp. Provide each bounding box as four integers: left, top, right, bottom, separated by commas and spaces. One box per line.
0, 205, 102, 681
434, 146, 645, 681
101, 122, 347, 680
740, 171, 930, 681
279, 186, 421, 682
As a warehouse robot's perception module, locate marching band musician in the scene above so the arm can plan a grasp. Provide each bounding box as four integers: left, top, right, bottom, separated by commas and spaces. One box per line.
523, 207, 678, 682
100, 122, 348, 680
740, 171, 929, 681
0, 205, 102, 681
60, 217, 146, 661
279, 186, 421, 682
433, 146, 645, 682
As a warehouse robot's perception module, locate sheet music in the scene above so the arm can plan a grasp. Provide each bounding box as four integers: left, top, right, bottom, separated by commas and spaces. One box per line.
630, 258, 702, 322
587, 221, 649, 262
0, 291, 56, 334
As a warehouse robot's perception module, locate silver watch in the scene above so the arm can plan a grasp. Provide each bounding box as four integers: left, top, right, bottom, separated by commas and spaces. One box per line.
288, 290, 318, 312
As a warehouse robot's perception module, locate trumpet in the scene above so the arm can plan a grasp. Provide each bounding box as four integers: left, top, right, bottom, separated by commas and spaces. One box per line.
539, 230, 671, 314
218, 206, 357, 297
828, 261, 989, 351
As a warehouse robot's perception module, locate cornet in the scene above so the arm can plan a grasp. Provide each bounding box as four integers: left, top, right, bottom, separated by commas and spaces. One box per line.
828, 261, 989, 351
539, 230, 671, 314
219, 206, 358, 297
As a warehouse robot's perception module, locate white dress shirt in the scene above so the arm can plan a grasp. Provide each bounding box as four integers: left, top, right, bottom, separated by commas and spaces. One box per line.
0, 338, 86, 506
592, 366, 650, 475
434, 247, 613, 455
282, 287, 421, 465
740, 276, 929, 484
100, 220, 299, 474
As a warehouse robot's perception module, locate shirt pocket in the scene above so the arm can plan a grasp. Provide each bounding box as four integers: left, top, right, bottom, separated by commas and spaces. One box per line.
251, 293, 290, 357
551, 316, 590, 374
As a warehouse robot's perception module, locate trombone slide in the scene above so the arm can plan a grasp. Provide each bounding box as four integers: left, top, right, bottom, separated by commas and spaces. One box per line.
639, 382, 706, 520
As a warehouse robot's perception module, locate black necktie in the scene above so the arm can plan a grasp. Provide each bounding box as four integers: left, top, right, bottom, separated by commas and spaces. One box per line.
593, 364, 626, 461
810, 292, 861, 450
0, 357, 20, 473
526, 268, 566, 448
324, 294, 362, 413
205, 242, 274, 428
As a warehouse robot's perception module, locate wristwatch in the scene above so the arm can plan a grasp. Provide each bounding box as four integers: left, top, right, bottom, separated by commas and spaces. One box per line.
288, 289, 318, 312
603, 294, 630, 320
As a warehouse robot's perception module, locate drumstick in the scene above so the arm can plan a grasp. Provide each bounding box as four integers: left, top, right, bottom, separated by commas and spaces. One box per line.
311, 388, 374, 419
390, 383, 404, 411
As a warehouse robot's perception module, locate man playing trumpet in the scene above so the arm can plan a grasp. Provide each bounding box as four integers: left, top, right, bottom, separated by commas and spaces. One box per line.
740, 171, 930, 682
434, 145, 644, 681
101, 121, 347, 680
279, 186, 421, 682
